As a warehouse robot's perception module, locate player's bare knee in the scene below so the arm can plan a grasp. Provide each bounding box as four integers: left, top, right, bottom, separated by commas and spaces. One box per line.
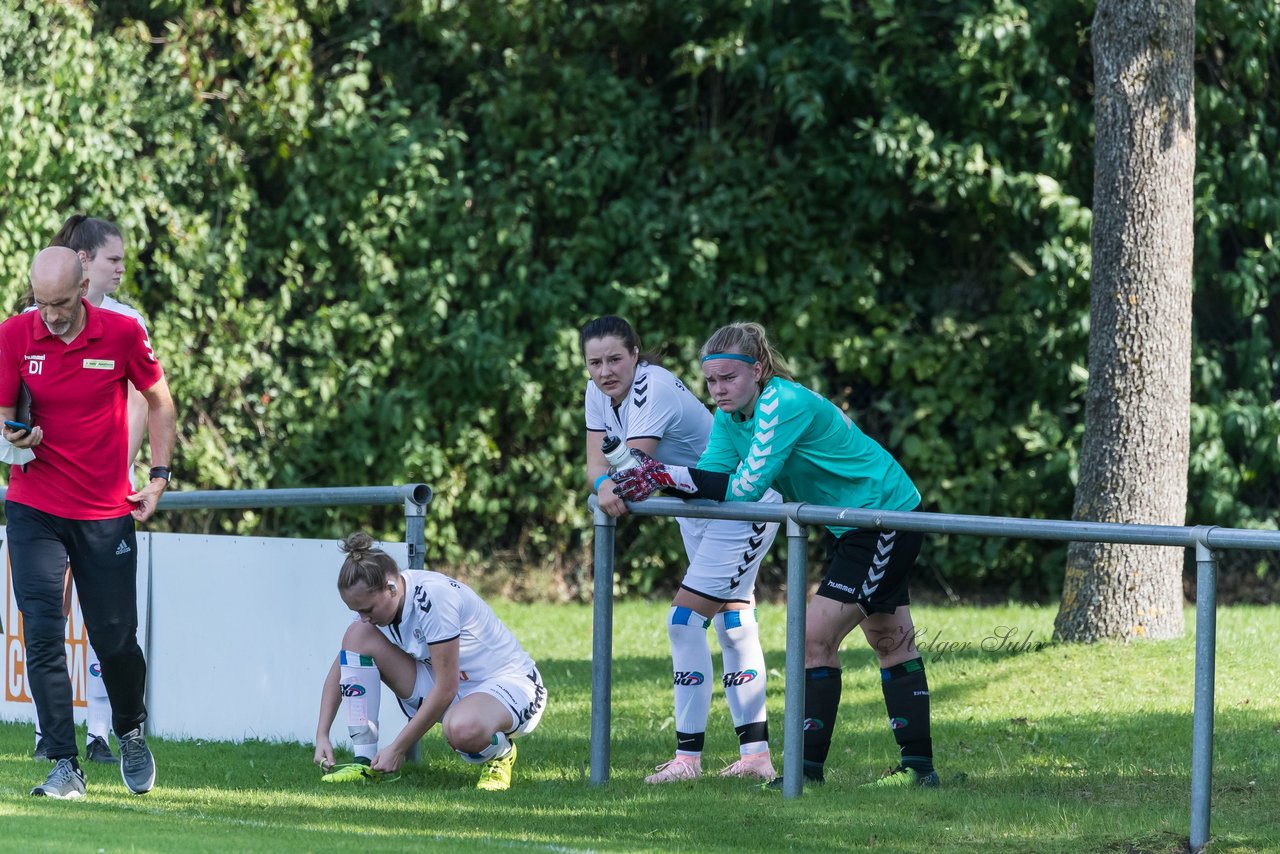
442, 716, 490, 753
866, 629, 916, 666
340, 621, 382, 653
804, 636, 839, 668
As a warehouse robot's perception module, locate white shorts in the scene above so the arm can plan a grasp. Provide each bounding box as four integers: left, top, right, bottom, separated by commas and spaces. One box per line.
676, 488, 782, 603
398, 663, 547, 738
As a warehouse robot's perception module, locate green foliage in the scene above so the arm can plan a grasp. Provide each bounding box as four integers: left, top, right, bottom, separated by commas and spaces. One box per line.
0, 0, 1273, 598
1189, 0, 1280, 554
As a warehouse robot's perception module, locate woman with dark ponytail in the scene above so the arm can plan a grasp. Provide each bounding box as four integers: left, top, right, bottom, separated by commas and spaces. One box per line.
49, 214, 148, 462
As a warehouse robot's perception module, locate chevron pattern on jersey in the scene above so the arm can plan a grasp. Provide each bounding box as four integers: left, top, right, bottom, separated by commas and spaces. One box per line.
860, 530, 897, 598
732, 386, 779, 498
727, 522, 769, 592
633, 376, 649, 408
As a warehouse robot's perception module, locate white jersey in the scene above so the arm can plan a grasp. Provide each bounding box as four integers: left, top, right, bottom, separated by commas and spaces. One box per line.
370, 570, 535, 685
100, 295, 148, 332
583, 362, 712, 467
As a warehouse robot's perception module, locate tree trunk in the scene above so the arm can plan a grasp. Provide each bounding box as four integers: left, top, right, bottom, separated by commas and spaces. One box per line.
1055, 0, 1196, 642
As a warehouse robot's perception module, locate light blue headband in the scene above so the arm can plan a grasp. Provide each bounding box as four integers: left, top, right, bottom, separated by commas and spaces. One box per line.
701, 353, 758, 364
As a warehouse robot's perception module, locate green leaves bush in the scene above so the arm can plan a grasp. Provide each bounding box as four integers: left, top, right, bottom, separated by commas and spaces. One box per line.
1, 0, 1274, 600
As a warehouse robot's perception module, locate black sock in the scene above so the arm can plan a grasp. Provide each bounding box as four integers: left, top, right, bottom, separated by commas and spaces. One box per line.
880, 657, 933, 774
735, 721, 768, 748
675, 731, 705, 753
803, 666, 842, 772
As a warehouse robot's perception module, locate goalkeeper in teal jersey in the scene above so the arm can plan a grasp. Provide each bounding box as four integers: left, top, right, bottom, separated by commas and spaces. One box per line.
613, 321, 940, 789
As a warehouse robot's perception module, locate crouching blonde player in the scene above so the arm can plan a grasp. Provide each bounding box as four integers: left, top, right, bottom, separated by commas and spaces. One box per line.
313, 533, 547, 791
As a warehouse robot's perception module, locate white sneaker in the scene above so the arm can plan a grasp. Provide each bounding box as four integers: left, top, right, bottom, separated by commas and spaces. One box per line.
644, 754, 701, 784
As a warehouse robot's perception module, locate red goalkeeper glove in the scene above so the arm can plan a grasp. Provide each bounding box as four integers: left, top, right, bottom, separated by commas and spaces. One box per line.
611, 450, 695, 501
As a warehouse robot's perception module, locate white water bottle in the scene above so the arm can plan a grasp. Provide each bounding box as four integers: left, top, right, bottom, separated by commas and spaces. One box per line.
601, 436, 640, 474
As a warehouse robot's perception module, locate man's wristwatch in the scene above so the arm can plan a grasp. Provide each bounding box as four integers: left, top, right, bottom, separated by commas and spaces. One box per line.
149, 466, 173, 484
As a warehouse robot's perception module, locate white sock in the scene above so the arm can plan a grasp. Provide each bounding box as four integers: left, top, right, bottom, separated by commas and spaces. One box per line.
668, 606, 713, 757
86, 647, 111, 741
715, 609, 769, 756
456, 731, 512, 764
340, 650, 381, 762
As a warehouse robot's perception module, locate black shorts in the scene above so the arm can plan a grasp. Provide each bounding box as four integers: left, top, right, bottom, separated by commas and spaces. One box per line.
816, 510, 924, 614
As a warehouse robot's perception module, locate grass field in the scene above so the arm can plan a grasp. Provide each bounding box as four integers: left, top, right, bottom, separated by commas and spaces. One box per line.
1, 602, 1277, 853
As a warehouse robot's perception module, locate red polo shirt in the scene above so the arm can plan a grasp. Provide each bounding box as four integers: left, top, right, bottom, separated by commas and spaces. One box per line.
0, 300, 164, 519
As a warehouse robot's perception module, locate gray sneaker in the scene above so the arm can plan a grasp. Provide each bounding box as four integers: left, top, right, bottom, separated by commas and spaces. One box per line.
118, 728, 156, 794
85, 735, 117, 764
31, 759, 86, 799
33, 737, 50, 762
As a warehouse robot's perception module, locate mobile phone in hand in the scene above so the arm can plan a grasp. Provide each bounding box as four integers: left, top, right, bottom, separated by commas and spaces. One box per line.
4, 420, 31, 437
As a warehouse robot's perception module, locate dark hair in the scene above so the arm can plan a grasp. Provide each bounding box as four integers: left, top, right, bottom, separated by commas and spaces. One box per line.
337, 532, 401, 592
50, 214, 122, 260
701, 322, 794, 386
579, 315, 662, 365
579, 315, 639, 354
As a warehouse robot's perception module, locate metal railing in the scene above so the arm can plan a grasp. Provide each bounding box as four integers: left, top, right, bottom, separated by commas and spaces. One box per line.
153, 484, 432, 569
1, 484, 432, 567
590, 495, 1280, 853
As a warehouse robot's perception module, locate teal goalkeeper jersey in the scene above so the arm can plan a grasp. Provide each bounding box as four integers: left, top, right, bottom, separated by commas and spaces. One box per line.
697, 377, 920, 535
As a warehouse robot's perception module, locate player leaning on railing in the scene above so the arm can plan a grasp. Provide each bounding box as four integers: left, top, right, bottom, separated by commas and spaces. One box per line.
582, 315, 782, 783
313, 532, 546, 791
612, 321, 940, 789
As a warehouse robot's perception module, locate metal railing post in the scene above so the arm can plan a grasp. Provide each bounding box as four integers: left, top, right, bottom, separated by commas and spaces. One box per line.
589, 498, 617, 786
402, 488, 430, 762
782, 511, 808, 799
1190, 531, 1218, 852
403, 489, 429, 571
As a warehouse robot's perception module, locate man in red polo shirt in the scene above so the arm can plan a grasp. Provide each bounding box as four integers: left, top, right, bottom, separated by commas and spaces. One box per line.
1, 246, 176, 800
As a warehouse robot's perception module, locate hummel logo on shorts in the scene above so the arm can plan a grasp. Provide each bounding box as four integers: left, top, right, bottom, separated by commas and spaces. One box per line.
115, 540, 131, 556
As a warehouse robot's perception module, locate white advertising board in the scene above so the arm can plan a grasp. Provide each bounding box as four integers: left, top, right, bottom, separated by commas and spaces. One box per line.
3, 532, 412, 750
